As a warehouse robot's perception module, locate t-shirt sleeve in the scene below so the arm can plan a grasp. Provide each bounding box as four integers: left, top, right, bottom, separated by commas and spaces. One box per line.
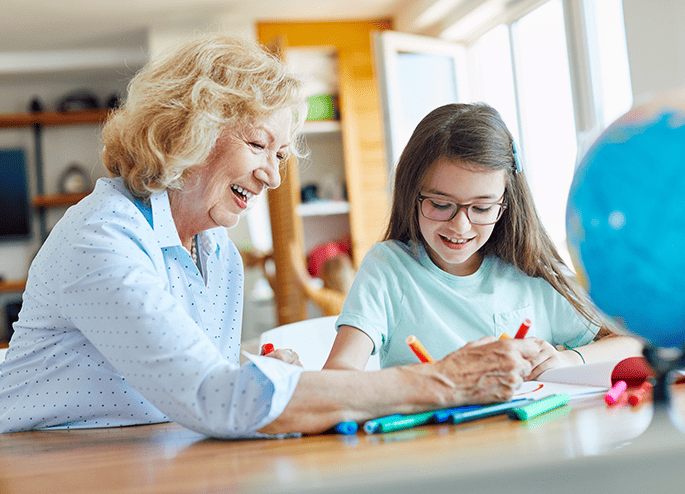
335, 243, 404, 355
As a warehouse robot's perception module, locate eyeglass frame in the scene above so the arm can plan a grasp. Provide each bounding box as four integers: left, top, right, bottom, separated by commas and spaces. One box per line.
417, 192, 508, 225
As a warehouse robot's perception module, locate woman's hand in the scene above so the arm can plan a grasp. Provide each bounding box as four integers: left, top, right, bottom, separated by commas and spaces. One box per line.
261, 337, 546, 435
260, 344, 303, 367
420, 336, 545, 404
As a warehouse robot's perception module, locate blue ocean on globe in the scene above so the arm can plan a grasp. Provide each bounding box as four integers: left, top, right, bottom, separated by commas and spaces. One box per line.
567, 109, 685, 349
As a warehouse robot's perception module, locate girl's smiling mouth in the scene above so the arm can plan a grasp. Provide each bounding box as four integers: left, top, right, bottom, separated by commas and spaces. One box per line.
440, 234, 473, 249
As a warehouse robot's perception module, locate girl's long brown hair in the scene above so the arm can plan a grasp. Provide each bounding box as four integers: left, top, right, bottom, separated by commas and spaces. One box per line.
385, 103, 610, 335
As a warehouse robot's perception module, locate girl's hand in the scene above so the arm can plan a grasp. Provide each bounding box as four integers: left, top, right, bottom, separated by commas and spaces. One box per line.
260, 344, 303, 367
525, 338, 583, 380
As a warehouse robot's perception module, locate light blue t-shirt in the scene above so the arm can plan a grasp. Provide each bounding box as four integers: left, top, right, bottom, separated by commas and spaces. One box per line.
336, 241, 598, 368
0, 177, 303, 437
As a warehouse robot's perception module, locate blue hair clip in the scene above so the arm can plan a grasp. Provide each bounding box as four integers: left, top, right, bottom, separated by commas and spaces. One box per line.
512, 140, 523, 173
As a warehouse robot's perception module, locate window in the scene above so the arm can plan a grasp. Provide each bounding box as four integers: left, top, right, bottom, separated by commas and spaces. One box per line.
374, 31, 467, 174
376, 0, 633, 263
510, 0, 578, 256
592, 0, 633, 128
464, 0, 632, 261
467, 24, 519, 142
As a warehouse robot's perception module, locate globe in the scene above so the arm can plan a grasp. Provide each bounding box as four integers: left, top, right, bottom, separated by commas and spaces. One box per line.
567, 93, 685, 349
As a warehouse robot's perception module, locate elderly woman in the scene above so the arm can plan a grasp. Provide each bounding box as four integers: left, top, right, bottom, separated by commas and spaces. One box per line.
0, 34, 543, 437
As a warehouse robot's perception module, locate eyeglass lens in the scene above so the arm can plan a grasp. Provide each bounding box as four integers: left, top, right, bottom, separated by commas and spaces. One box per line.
421, 198, 503, 224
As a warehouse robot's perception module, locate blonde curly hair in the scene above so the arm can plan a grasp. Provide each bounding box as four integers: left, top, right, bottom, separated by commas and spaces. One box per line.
102, 33, 306, 198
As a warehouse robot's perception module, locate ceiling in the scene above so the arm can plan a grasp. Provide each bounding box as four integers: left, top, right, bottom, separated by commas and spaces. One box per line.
0, 0, 406, 52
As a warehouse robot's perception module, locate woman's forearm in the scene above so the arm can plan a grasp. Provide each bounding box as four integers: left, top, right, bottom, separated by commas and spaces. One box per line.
259, 337, 545, 435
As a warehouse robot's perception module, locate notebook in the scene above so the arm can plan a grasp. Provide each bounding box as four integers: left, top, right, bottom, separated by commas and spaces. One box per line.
513, 358, 651, 401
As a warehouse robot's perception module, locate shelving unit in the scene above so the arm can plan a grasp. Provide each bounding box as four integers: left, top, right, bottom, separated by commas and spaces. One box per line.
0, 109, 109, 129
0, 108, 109, 292
258, 20, 393, 325
31, 192, 90, 208
0, 108, 107, 239
0, 280, 26, 293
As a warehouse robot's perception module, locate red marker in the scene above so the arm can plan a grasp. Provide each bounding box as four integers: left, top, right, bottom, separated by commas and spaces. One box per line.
514, 319, 531, 339
627, 381, 653, 406
261, 343, 275, 355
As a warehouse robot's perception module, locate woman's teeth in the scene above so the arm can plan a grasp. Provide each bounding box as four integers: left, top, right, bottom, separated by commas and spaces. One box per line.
231, 184, 254, 202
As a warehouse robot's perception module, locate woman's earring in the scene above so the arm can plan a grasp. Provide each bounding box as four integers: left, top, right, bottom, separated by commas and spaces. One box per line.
512, 141, 523, 173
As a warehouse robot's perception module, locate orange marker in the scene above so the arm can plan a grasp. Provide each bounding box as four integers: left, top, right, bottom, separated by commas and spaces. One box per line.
499, 333, 512, 340
406, 335, 435, 363
514, 319, 531, 339
261, 343, 275, 355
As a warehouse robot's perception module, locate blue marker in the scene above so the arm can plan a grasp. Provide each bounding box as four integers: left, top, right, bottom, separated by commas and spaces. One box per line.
450, 398, 531, 424
334, 421, 358, 435
432, 405, 482, 423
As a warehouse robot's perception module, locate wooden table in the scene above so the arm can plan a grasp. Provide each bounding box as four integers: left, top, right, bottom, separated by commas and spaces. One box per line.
2, 389, 685, 494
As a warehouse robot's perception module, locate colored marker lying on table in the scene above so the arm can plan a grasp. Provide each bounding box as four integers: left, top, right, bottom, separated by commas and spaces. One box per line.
432, 405, 481, 423
363, 414, 403, 434
261, 343, 275, 355
605, 380, 627, 405
363, 405, 480, 434
450, 398, 531, 424
508, 394, 570, 421
333, 421, 358, 435
370, 411, 437, 434
627, 381, 653, 406
514, 319, 531, 339
406, 335, 435, 363
363, 399, 530, 434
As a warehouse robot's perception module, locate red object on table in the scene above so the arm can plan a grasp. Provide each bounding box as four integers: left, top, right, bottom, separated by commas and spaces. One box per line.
610, 357, 654, 387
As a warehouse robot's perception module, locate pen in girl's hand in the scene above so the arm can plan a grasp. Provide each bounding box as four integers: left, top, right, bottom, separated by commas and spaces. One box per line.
515, 319, 531, 339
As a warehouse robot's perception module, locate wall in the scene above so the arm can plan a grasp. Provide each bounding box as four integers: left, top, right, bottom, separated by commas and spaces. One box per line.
0, 68, 137, 340
623, 0, 685, 101
0, 23, 279, 343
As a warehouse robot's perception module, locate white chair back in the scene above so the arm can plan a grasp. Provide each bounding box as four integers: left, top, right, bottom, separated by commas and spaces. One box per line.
258, 316, 380, 371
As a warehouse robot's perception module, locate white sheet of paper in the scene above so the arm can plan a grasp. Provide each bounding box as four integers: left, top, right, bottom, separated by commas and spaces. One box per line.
513, 380, 608, 400
510, 359, 621, 400
536, 359, 620, 387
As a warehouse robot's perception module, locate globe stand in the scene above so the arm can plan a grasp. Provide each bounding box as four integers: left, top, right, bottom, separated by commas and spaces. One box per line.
642, 345, 685, 433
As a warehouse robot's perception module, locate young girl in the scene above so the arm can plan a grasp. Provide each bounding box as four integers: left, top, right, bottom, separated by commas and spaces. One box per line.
323, 103, 641, 377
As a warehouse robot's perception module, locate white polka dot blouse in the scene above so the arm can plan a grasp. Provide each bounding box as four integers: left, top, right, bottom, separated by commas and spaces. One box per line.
0, 178, 303, 437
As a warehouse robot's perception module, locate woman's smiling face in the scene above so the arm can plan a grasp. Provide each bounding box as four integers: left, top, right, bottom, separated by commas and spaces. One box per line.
418, 157, 507, 276
174, 108, 291, 235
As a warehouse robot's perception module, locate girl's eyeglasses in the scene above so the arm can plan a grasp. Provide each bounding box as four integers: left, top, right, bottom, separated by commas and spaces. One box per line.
418, 194, 507, 225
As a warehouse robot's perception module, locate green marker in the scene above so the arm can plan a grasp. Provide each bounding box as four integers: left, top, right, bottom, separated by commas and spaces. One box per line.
508, 393, 570, 421
363, 414, 403, 434
376, 411, 436, 433
449, 398, 530, 424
